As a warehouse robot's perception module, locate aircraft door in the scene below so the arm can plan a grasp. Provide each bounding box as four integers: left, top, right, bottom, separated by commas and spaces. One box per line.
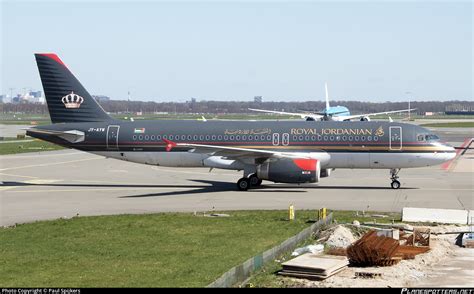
389, 126, 402, 150
272, 133, 280, 146
282, 133, 289, 146
107, 125, 120, 150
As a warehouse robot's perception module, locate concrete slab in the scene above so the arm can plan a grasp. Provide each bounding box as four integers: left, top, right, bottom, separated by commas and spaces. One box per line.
415, 247, 474, 287
402, 207, 469, 224
281, 254, 349, 276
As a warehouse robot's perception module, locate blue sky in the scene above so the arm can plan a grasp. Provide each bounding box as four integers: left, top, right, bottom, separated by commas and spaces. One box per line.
1, 1, 472, 102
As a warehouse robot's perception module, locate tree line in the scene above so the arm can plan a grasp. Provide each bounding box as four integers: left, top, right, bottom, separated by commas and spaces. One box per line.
1, 100, 472, 115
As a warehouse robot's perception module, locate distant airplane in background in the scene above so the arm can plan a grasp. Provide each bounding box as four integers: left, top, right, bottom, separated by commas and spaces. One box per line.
249, 83, 415, 122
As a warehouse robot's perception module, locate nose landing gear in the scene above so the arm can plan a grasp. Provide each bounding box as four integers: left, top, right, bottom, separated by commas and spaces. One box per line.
390, 168, 401, 189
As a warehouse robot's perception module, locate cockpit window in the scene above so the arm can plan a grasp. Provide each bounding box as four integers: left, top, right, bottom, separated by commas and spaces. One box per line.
425, 134, 439, 141
418, 133, 439, 141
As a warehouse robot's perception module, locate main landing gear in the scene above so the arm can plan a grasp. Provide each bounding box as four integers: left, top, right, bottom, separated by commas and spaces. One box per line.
237, 173, 262, 191
390, 168, 401, 189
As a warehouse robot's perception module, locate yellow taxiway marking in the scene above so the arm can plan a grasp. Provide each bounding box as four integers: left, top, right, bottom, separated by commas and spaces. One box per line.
5, 187, 193, 193
151, 166, 238, 176
0, 151, 84, 160
0, 187, 16, 192
0, 158, 100, 171
0, 172, 39, 179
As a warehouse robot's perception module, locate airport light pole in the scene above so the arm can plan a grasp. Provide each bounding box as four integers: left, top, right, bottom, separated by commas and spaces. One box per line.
405, 91, 412, 120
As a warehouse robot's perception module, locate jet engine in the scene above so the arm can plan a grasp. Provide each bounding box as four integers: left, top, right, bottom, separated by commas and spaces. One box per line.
320, 168, 332, 178
257, 158, 320, 183
360, 116, 371, 121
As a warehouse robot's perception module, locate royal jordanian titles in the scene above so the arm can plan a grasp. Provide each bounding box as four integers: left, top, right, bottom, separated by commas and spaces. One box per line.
27, 54, 456, 191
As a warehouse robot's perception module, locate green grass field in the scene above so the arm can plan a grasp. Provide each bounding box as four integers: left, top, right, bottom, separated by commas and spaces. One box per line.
420, 122, 474, 128
0, 210, 324, 287
0, 139, 64, 155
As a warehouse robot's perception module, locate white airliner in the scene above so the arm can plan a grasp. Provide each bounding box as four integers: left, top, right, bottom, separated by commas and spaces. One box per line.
250, 83, 415, 122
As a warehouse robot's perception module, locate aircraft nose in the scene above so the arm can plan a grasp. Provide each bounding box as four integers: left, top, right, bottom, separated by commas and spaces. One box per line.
442, 143, 457, 160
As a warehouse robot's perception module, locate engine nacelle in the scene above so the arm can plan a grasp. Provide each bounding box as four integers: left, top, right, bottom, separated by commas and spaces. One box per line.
257, 158, 320, 183
360, 116, 371, 121
320, 168, 332, 178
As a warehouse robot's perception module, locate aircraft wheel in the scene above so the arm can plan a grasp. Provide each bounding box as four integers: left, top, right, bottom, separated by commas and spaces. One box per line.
237, 177, 250, 191
248, 174, 261, 187
391, 180, 401, 189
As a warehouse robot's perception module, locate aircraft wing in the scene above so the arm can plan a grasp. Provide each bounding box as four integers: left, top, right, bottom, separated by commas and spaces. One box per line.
248, 108, 323, 120
163, 139, 312, 160
339, 109, 417, 121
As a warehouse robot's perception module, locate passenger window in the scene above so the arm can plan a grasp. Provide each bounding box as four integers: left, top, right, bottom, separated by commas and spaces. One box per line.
317, 135, 322, 141
299, 135, 303, 141
266, 135, 271, 141
236, 135, 241, 140
311, 135, 316, 141
212, 135, 216, 140
187, 135, 192, 140
361, 136, 365, 141
205, 135, 210, 140
199, 135, 204, 140
151, 135, 155, 140
417, 134, 425, 141
354, 136, 359, 141
367, 136, 372, 141
348, 136, 353, 141
230, 135, 235, 140
330, 136, 334, 141
169, 135, 173, 140
181, 135, 186, 140
374, 136, 379, 141
342, 136, 347, 141
145, 135, 149, 140
133, 135, 137, 140
336, 136, 341, 141
242, 135, 247, 140
324, 136, 328, 141
193, 135, 198, 140
305, 135, 309, 141
218, 135, 222, 140
163, 135, 167, 139
224, 135, 229, 140
157, 135, 161, 140
139, 135, 143, 140
293, 135, 298, 141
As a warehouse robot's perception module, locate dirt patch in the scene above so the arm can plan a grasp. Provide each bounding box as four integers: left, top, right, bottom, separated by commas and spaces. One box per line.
289, 234, 458, 287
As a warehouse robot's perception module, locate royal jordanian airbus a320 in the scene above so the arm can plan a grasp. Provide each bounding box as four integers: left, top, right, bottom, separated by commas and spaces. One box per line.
27, 53, 456, 191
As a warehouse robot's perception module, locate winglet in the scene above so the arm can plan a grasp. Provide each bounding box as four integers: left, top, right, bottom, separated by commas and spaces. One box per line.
163, 138, 177, 152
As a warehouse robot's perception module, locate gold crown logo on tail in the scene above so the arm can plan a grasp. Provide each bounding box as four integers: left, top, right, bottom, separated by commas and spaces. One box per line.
61, 91, 84, 109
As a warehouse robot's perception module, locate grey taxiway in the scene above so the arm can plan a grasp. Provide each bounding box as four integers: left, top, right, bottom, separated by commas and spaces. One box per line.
0, 126, 472, 227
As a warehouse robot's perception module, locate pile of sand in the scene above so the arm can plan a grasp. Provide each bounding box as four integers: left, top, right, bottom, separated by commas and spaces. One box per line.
325, 225, 356, 249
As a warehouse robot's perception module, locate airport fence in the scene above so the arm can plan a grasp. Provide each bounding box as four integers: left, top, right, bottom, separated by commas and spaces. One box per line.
207, 212, 333, 288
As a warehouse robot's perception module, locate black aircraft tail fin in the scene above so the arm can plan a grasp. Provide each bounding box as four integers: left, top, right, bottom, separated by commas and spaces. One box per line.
35, 53, 113, 124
